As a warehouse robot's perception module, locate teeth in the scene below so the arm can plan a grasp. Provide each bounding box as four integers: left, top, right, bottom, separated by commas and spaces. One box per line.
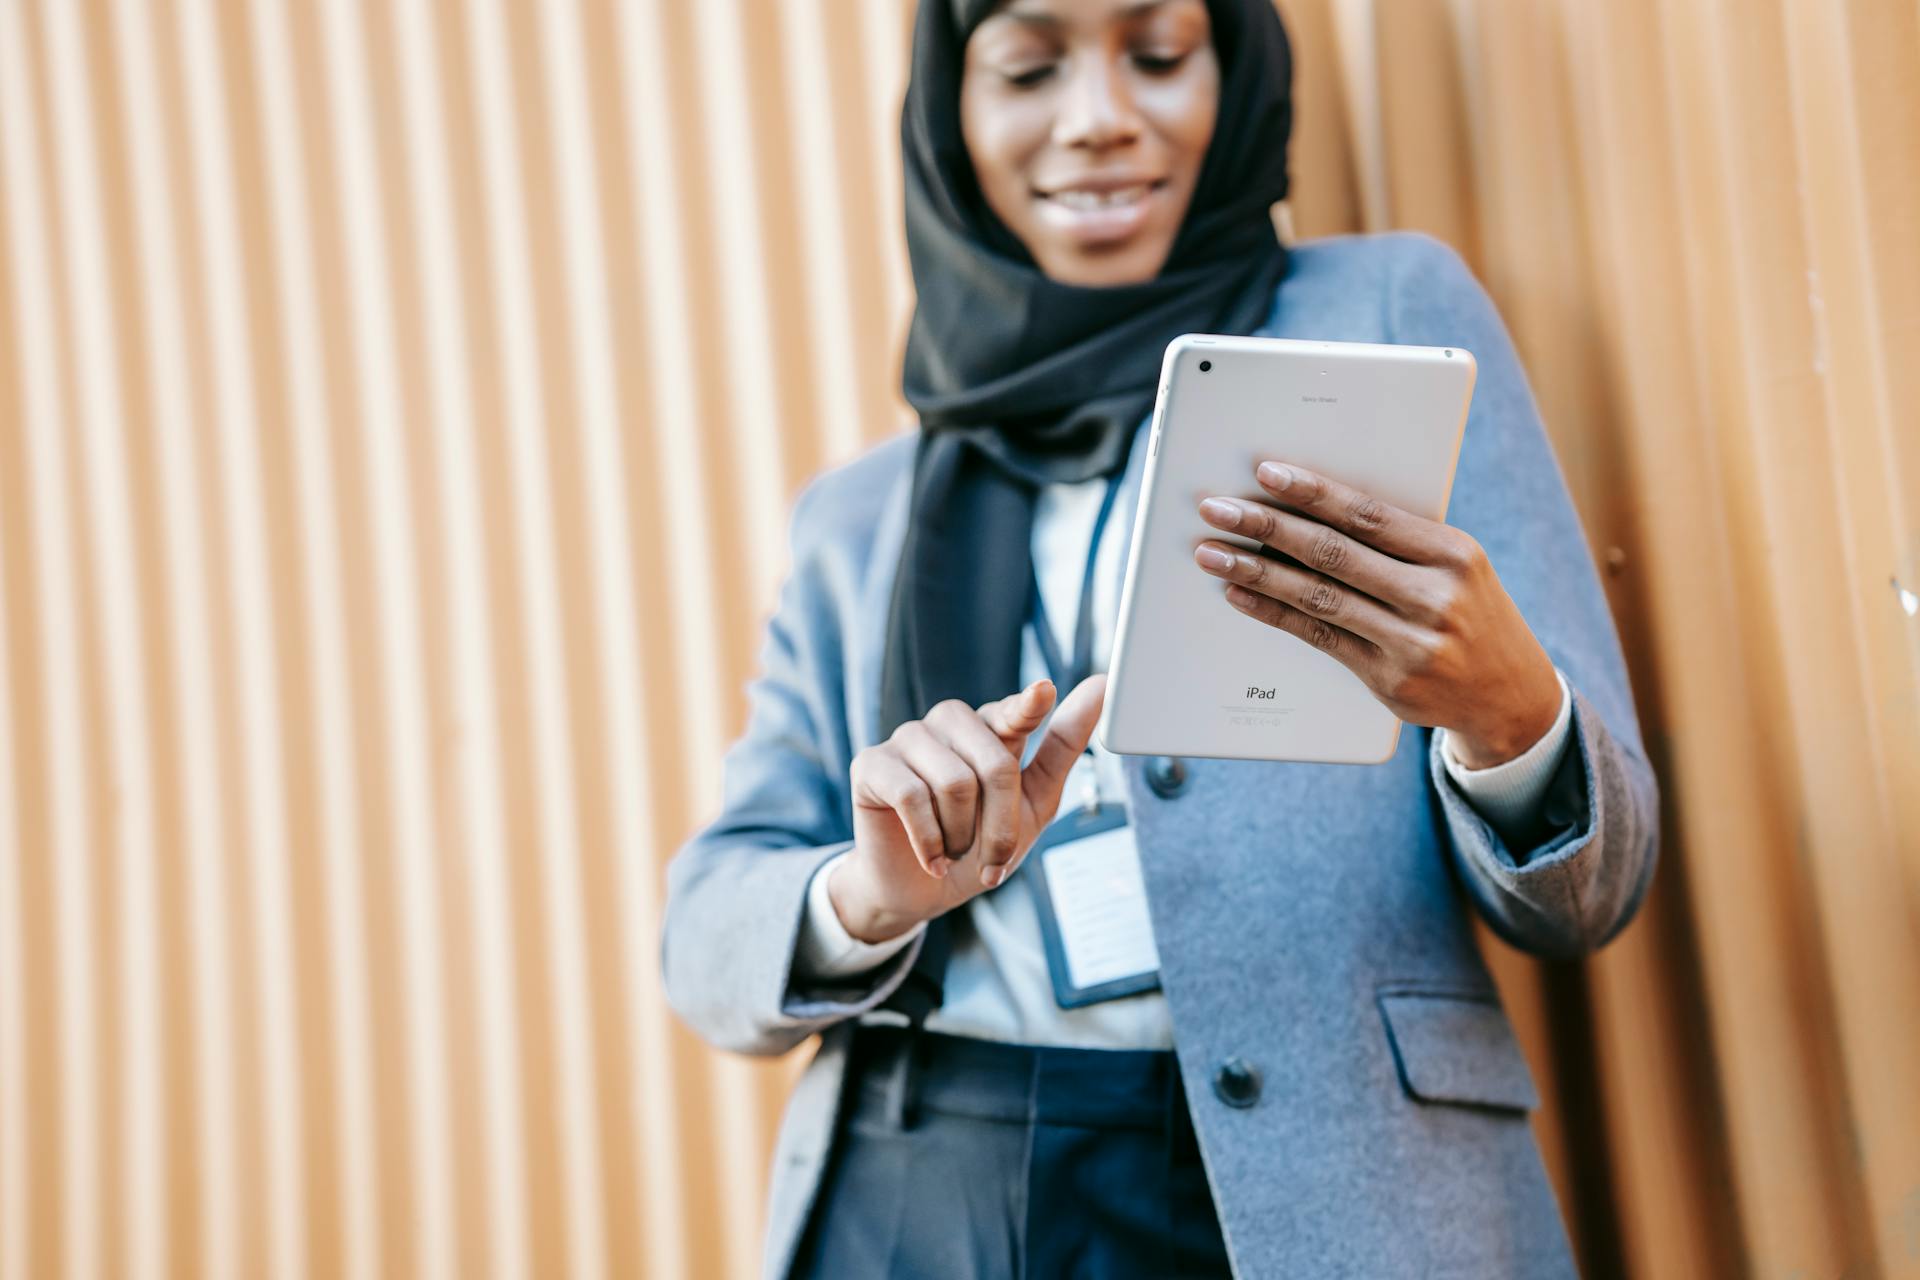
1050, 184, 1150, 210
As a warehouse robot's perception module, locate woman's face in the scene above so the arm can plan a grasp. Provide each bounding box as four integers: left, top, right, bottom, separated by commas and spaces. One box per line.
960, 0, 1219, 286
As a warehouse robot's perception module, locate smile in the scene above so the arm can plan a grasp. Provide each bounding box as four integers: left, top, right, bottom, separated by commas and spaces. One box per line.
1033, 179, 1167, 244
1044, 183, 1157, 210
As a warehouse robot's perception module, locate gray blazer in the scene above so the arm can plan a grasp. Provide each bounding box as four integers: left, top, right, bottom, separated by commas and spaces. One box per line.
660, 231, 1659, 1279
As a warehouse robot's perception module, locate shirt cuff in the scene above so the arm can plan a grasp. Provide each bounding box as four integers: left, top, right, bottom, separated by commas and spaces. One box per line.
1436, 669, 1574, 835
794, 849, 927, 981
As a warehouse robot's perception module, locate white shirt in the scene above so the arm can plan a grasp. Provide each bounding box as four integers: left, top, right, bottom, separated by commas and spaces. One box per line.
792, 469, 1575, 1048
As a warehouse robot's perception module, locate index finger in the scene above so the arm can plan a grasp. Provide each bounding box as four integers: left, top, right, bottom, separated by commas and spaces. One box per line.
1251, 460, 1452, 562
979, 678, 1055, 750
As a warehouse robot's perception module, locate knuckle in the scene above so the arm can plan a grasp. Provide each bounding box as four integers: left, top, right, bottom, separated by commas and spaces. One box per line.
982, 755, 1019, 791
1243, 503, 1276, 543
1407, 631, 1445, 672
1295, 470, 1328, 504
927, 698, 969, 723
1421, 631, 1462, 675
1420, 581, 1458, 627
897, 774, 932, 813
1446, 531, 1487, 572
1310, 528, 1348, 574
1308, 617, 1341, 652
1345, 495, 1388, 533
935, 769, 974, 802
1304, 578, 1342, 617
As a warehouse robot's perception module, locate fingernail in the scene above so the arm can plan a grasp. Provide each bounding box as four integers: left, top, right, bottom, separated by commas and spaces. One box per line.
929, 855, 947, 878
1257, 461, 1292, 489
1195, 544, 1232, 572
1199, 497, 1239, 526
981, 865, 1001, 888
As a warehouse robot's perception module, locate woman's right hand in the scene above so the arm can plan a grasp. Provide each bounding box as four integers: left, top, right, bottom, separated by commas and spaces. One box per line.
829, 674, 1109, 944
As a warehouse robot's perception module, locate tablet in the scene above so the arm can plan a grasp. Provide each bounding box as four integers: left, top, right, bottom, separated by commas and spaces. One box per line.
1095, 334, 1476, 765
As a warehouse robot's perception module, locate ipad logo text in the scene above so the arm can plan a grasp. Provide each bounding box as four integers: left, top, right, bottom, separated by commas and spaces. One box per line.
1244, 685, 1277, 699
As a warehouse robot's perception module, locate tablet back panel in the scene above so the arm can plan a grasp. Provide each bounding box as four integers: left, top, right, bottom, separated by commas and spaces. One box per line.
1096, 334, 1475, 764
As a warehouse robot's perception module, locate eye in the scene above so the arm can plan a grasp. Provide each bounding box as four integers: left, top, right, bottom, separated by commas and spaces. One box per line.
1003, 63, 1056, 88
1132, 51, 1189, 75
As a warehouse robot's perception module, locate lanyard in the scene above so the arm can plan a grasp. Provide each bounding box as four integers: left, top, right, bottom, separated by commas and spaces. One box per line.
1029, 469, 1125, 810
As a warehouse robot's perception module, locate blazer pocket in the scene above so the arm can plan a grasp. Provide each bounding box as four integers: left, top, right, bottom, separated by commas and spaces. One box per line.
1375, 984, 1540, 1113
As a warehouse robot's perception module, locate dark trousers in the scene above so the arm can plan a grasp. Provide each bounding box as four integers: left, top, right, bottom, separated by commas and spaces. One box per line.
791, 1022, 1234, 1279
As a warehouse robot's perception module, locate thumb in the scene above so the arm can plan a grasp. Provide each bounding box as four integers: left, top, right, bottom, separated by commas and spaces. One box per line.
1021, 673, 1108, 814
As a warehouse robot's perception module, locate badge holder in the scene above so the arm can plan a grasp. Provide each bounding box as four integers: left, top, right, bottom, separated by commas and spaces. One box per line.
1023, 805, 1161, 1008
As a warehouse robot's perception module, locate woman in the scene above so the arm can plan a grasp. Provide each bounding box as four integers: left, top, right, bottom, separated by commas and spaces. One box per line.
660, 0, 1658, 1275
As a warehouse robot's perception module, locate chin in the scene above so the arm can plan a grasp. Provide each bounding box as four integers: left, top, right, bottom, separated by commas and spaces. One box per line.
1035, 239, 1176, 286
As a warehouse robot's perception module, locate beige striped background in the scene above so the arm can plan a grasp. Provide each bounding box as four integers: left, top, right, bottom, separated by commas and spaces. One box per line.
1, 0, 1916, 1277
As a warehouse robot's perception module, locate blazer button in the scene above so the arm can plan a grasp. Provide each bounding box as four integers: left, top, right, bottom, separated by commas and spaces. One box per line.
1212, 1056, 1261, 1108
1145, 755, 1189, 799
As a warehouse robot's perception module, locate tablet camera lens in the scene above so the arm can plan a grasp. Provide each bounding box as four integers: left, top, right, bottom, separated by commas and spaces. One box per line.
1444, 349, 1453, 358
1199, 360, 1212, 373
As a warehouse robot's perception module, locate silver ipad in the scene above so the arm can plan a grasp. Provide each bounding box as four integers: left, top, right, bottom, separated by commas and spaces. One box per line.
1096, 334, 1476, 764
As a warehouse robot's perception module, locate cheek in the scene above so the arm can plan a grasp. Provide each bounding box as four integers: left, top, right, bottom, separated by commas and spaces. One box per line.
961, 91, 1050, 207
1141, 72, 1218, 177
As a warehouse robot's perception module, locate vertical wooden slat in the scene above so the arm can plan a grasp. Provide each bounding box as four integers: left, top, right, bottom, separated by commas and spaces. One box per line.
568, 5, 680, 1274
102, 0, 242, 1272
775, 0, 872, 471
7, 6, 105, 1276
1706, 2, 1913, 1272
1371, 0, 1479, 257
0, 147, 33, 1280
1277, 0, 1362, 241
45, 2, 174, 1275
1328, 0, 1389, 230
55, 4, 180, 1274
1548, 1, 1750, 1272
312, 0, 463, 1274
154, 3, 268, 1272
618, 5, 755, 1275
459, 0, 590, 1270
1778, 4, 1920, 1271
385, 3, 531, 1276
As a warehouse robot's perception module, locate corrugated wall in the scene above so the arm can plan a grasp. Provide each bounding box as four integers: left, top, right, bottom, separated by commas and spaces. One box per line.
0, 0, 1915, 1277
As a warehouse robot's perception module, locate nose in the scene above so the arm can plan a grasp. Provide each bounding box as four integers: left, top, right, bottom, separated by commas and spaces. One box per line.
1051, 53, 1143, 151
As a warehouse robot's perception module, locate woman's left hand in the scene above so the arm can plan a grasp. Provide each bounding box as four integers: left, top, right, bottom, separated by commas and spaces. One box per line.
1193, 459, 1562, 769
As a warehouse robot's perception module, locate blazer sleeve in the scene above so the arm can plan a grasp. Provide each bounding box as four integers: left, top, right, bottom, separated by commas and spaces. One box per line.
657, 470, 928, 1058
1387, 232, 1661, 959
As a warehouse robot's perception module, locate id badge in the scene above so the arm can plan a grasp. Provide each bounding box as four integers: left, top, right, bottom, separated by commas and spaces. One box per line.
1023, 801, 1163, 1009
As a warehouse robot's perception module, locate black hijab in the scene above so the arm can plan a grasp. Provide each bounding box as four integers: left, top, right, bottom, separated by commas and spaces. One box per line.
878, 0, 1296, 741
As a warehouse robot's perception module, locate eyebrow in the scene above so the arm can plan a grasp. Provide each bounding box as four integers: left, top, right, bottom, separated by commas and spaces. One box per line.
997, 0, 1178, 29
